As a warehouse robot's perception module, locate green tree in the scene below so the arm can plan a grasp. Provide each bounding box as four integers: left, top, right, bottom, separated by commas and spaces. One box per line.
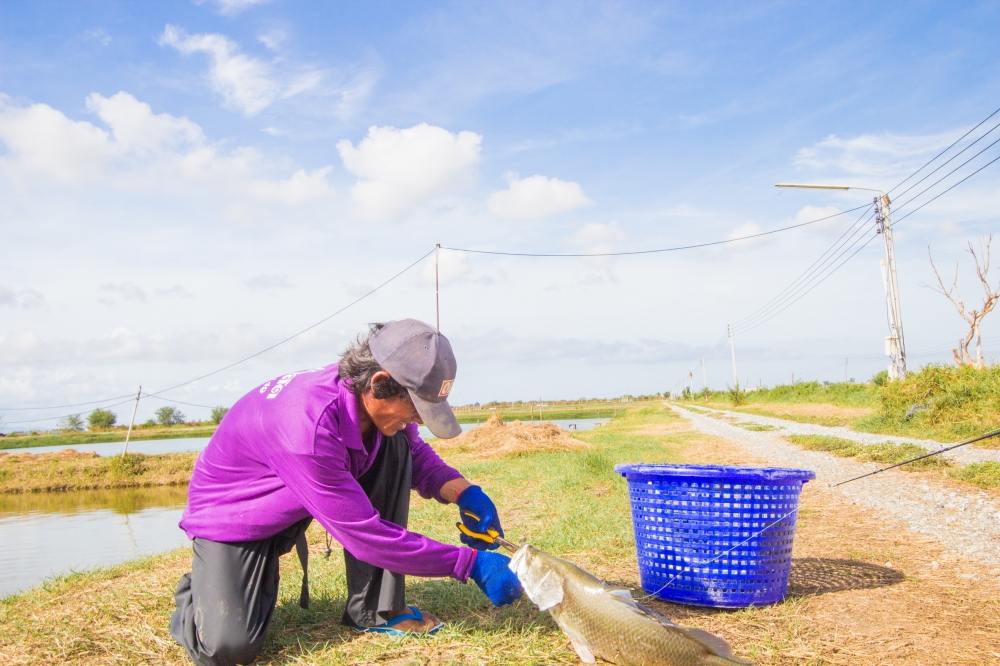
87, 408, 117, 430
155, 406, 185, 426
210, 406, 229, 425
60, 413, 84, 431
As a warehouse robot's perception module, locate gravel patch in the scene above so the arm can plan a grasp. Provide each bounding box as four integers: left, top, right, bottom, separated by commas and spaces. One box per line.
671, 404, 1000, 568
691, 404, 1000, 465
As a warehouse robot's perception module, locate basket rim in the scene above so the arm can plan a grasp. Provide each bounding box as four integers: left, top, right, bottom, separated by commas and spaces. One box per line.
615, 463, 815, 483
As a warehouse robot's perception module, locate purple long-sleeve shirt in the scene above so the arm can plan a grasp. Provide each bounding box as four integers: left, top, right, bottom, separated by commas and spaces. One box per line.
179, 364, 477, 581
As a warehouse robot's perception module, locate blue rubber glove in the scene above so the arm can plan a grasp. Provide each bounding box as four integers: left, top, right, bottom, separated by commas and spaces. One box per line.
456, 485, 504, 550
469, 551, 522, 606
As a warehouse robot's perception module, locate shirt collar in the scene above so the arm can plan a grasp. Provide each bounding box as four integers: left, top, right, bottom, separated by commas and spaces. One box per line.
337, 375, 367, 451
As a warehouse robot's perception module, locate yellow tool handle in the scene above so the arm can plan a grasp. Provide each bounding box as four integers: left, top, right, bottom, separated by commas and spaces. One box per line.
456, 521, 500, 544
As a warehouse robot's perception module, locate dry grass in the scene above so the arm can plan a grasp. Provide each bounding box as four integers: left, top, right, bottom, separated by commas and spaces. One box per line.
434, 413, 588, 459
2, 406, 998, 665
0, 450, 196, 494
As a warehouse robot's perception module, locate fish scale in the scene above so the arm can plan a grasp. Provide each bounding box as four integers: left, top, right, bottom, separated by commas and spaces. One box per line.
510, 544, 751, 666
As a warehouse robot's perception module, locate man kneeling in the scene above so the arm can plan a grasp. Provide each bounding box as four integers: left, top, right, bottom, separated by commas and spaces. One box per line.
170, 319, 521, 665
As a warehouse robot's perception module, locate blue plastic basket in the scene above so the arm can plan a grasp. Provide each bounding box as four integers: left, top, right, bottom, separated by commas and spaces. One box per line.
615, 463, 815, 608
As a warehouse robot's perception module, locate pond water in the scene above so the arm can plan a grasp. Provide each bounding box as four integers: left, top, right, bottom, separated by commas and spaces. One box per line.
0, 486, 189, 599
3, 418, 609, 457
0, 418, 608, 598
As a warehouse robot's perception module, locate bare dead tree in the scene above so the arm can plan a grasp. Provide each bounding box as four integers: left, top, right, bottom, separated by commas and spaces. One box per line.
928, 235, 999, 368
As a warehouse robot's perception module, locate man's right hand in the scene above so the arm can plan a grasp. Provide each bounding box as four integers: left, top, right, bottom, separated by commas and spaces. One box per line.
469, 551, 522, 606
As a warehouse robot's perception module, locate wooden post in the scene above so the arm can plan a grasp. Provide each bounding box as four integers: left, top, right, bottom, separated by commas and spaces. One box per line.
122, 385, 141, 456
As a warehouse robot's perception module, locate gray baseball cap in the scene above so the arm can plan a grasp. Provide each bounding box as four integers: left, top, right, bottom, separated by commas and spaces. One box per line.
369, 319, 461, 438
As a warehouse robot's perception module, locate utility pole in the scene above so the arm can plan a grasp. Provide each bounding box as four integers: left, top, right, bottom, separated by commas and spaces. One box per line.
776, 183, 908, 381
844, 356, 849, 383
875, 194, 907, 379
122, 385, 141, 456
700, 357, 707, 391
434, 243, 441, 332
727, 324, 738, 388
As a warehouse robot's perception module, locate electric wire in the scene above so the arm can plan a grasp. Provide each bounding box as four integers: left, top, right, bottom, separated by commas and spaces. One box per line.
731, 206, 876, 331
892, 152, 1000, 227
0, 392, 139, 412
442, 205, 870, 257
0, 249, 435, 425
890, 134, 1000, 217
886, 104, 1000, 195
890, 116, 1000, 204
732, 216, 878, 333
736, 230, 881, 335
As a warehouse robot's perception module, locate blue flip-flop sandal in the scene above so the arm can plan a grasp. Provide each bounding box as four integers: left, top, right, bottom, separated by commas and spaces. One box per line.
350, 605, 445, 636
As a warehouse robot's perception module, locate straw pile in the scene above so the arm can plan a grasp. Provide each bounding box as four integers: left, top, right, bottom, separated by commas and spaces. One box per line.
437, 413, 587, 459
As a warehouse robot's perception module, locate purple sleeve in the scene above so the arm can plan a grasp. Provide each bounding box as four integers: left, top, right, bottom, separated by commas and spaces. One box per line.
263, 441, 476, 581
404, 423, 463, 503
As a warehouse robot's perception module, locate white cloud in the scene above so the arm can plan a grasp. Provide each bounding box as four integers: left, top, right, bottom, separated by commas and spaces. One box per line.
337, 123, 481, 220
726, 222, 762, 241
568, 222, 625, 253
197, 0, 272, 16
160, 24, 284, 116
257, 28, 287, 52
159, 24, 375, 121
0, 92, 335, 207
793, 129, 958, 183
99, 282, 148, 305
245, 274, 295, 291
0, 286, 45, 309
82, 28, 112, 46
487, 172, 591, 220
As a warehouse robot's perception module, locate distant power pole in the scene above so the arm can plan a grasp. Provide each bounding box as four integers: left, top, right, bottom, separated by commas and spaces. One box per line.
700, 357, 707, 391
727, 324, 738, 388
844, 356, 849, 382
875, 195, 907, 379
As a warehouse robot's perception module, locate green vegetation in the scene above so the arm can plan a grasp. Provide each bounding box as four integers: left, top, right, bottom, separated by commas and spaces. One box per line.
948, 461, 1000, 490
682, 365, 999, 444
0, 451, 197, 494
0, 424, 217, 450
59, 414, 84, 432
87, 408, 117, 430
734, 422, 779, 432
211, 406, 229, 424
453, 399, 645, 423
155, 406, 186, 426
786, 435, 951, 470
856, 364, 1000, 441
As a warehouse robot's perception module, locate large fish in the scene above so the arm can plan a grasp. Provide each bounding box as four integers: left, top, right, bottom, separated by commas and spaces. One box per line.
509, 544, 751, 666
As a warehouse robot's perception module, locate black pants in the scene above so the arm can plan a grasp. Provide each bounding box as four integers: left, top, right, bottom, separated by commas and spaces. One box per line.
170, 433, 413, 666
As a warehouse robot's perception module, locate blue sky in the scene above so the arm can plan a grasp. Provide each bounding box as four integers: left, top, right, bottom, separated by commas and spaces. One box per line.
2, 1, 999, 428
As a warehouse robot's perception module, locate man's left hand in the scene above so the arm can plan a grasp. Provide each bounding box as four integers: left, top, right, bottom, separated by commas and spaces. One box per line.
456, 485, 504, 550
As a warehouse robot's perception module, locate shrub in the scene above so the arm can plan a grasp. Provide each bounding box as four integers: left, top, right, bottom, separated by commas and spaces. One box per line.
108, 453, 147, 479
87, 408, 117, 430
211, 406, 229, 425
155, 406, 185, 426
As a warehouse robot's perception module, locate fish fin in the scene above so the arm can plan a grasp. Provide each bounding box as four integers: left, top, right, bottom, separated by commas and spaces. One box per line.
559, 624, 596, 663
533, 570, 564, 612
568, 638, 596, 663
680, 627, 738, 658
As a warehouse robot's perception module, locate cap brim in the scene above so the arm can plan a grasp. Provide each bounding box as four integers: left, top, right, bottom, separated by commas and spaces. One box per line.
409, 389, 461, 439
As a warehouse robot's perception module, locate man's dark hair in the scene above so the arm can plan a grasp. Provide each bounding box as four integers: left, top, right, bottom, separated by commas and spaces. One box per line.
338, 323, 407, 399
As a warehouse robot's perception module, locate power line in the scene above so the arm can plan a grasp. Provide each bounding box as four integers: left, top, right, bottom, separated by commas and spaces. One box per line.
732, 206, 875, 331
890, 116, 1000, 203
442, 205, 870, 257
892, 152, 1000, 227
736, 232, 881, 334
1, 249, 435, 423
887, 104, 1000, 195
0, 392, 138, 412
137, 247, 435, 399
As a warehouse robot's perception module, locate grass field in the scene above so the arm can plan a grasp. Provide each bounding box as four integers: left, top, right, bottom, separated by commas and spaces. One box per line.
685, 365, 1000, 444
0, 425, 216, 450
0, 451, 196, 494
2, 405, 998, 664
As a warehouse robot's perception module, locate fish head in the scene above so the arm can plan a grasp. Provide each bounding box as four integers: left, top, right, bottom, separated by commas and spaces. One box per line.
509, 544, 566, 611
